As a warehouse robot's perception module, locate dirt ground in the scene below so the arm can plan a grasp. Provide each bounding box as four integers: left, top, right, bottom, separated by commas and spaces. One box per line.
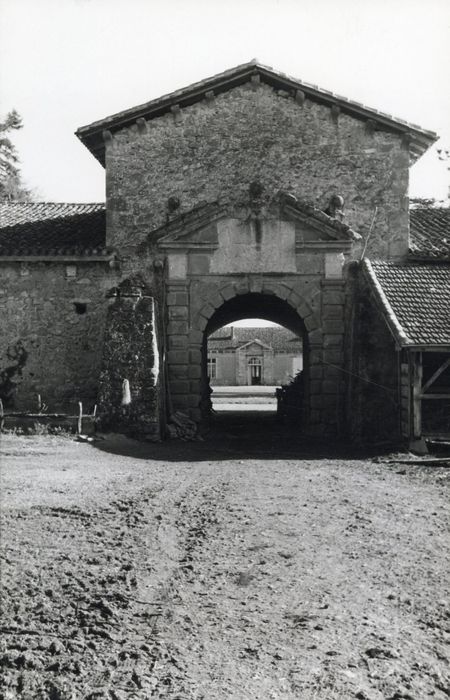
1, 416, 449, 699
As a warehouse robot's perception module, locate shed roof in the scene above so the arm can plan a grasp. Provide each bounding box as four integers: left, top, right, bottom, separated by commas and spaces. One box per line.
363, 259, 450, 347
0, 202, 107, 257
76, 60, 437, 166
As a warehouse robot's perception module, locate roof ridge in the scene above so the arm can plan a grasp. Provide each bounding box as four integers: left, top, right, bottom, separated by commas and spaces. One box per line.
76, 60, 438, 167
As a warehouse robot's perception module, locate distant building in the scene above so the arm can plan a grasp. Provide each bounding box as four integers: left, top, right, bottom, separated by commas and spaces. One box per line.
207, 327, 302, 386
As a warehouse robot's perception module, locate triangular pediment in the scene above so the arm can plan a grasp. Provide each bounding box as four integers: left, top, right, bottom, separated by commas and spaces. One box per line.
154, 191, 361, 251
154, 202, 224, 249
279, 192, 361, 243
237, 339, 272, 352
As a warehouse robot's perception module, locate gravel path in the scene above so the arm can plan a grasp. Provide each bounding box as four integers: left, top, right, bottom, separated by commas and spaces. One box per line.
0, 430, 449, 699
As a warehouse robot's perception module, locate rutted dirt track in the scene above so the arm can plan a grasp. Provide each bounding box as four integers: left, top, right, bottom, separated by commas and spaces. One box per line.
0, 428, 449, 699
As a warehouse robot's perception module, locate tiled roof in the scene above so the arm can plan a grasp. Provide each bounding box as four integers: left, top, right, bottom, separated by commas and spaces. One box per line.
209, 326, 302, 352
0, 203, 107, 256
77, 60, 437, 166
364, 259, 450, 346
410, 205, 450, 260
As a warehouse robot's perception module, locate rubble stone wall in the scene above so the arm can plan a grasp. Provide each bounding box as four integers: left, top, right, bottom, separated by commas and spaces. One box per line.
97, 284, 161, 440
106, 82, 409, 259
0, 261, 115, 411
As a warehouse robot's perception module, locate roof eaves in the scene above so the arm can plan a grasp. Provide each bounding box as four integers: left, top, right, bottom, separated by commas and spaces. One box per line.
362, 259, 411, 347
76, 60, 438, 167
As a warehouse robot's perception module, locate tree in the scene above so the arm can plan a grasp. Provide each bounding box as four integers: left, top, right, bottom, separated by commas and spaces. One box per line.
0, 109, 32, 202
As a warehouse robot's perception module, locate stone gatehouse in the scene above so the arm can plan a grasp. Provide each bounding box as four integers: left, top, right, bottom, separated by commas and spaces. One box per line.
1, 60, 449, 445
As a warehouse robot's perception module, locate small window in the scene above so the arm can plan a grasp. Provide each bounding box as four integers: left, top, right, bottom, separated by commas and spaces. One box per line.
74, 302, 87, 315
66, 264, 77, 278
207, 356, 217, 379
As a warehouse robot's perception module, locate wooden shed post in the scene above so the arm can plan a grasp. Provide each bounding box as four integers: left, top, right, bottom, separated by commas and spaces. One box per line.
411, 351, 422, 439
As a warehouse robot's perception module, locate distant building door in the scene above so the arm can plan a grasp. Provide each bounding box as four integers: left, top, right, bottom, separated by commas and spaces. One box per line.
248, 357, 262, 385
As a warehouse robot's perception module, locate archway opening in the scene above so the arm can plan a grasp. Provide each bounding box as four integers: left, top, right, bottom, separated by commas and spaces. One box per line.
202, 293, 309, 431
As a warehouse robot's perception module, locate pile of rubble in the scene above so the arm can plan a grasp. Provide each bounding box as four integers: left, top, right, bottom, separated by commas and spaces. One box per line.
166, 411, 202, 441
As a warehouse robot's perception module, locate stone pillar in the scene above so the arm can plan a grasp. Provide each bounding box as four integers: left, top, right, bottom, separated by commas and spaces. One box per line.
319, 279, 346, 434
97, 276, 160, 440
166, 280, 191, 413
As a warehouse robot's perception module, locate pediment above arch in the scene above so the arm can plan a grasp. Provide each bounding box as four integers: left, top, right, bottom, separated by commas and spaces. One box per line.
154, 192, 361, 254
278, 192, 362, 246
154, 192, 360, 275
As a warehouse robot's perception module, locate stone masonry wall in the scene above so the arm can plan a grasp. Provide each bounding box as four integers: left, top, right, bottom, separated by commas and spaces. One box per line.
106, 82, 409, 260
0, 261, 116, 412
97, 279, 160, 440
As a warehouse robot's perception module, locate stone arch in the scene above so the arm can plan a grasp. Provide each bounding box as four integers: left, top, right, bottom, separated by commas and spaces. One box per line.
192, 279, 320, 334
188, 282, 319, 429
164, 274, 339, 433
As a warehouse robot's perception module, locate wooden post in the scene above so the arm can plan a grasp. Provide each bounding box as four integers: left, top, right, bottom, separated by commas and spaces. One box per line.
37, 394, 42, 413
77, 401, 83, 435
93, 404, 97, 418
0, 398, 4, 433
412, 351, 422, 439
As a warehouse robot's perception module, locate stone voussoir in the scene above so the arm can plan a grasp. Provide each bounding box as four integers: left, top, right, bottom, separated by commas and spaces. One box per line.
219, 284, 236, 301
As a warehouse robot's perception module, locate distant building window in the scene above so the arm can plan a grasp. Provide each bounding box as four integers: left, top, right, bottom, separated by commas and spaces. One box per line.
207, 356, 217, 379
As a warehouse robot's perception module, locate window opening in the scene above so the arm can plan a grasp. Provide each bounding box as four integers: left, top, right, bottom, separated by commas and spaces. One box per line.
74, 302, 87, 315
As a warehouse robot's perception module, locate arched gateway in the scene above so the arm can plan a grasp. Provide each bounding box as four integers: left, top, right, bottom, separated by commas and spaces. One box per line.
98, 190, 359, 439
0, 62, 442, 444
160, 193, 356, 434
75, 61, 436, 442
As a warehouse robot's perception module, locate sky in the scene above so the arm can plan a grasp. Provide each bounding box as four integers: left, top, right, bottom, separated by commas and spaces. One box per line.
0, 0, 449, 204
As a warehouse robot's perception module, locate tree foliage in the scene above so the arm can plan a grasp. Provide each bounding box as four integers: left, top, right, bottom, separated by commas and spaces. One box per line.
0, 110, 32, 202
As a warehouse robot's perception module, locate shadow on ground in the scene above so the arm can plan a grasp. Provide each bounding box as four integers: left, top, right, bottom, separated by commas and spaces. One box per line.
92, 411, 385, 462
